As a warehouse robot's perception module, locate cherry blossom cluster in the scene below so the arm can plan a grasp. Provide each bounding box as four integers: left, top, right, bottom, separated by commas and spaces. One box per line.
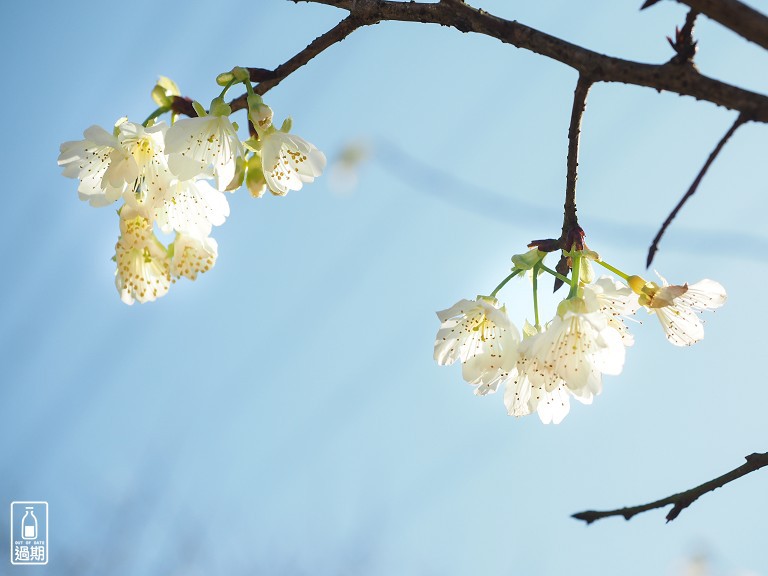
434, 249, 726, 424
58, 73, 326, 304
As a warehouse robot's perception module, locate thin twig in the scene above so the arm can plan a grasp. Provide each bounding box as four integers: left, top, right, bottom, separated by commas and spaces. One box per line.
561, 76, 592, 249
646, 113, 748, 268
573, 452, 768, 524
230, 14, 368, 112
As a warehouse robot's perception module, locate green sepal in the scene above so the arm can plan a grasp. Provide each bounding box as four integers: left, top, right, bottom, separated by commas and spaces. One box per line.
192, 101, 208, 117
243, 138, 262, 153
231, 67, 250, 82
209, 96, 231, 117
246, 154, 267, 198
151, 76, 180, 107
512, 248, 545, 271
224, 156, 246, 192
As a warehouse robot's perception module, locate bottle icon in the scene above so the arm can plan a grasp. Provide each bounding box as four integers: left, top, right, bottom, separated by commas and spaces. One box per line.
21, 507, 37, 540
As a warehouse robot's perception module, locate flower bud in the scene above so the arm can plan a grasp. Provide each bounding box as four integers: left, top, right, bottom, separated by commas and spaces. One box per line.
151, 76, 180, 107
248, 98, 273, 131
511, 248, 544, 271
246, 155, 267, 198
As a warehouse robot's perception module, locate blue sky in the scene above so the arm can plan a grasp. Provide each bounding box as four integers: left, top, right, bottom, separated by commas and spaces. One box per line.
1, 1, 766, 575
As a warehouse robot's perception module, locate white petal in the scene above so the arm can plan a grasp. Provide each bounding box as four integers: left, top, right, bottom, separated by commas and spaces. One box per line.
681, 279, 727, 310
262, 131, 326, 195
653, 305, 704, 346
114, 216, 171, 304
155, 178, 230, 237
58, 126, 126, 207
171, 234, 218, 281
166, 116, 243, 189
503, 368, 534, 417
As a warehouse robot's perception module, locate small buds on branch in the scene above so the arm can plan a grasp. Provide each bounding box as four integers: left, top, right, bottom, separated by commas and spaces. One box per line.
573, 452, 768, 524
668, 10, 698, 64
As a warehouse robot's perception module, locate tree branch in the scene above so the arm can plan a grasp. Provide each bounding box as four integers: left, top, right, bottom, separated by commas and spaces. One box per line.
646, 112, 747, 267
561, 76, 592, 250
671, 0, 768, 51
229, 14, 368, 113
572, 451, 768, 524
295, 0, 768, 122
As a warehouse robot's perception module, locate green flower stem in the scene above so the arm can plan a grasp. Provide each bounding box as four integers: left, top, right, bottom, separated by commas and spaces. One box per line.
532, 263, 541, 329
218, 78, 237, 100
568, 253, 581, 298
539, 264, 571, 285
595, 259, 631, 281
490, 269, 522, 298
142, 106, 170, 127
244, 76, 256, 97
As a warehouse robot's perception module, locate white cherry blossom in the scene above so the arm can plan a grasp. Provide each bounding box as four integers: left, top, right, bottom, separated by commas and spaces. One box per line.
114, 210, 171, 305
58, 125, 131, 206
165, 114, 244, 190
116, 121, 174, 215
583, 276, 636, 346
434, 297, 520, 395
504, 355, 574, 425
261, 131, 326, 196
154, 177, 230, 238
630, 273, 727, 346
523, 295, 625, 397
171, 234, 218, 281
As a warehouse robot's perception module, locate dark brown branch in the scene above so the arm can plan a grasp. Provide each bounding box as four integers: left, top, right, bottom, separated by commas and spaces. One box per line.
170, 96, 196, 118
668, 10, 698, 64
573, 452, 768, 524
229, 15, 367, 112
646, 113, 747, 267
561, 76, 592, 249
672, 0, 768, 51
297, 0, 768, 122
545, 76, 592, 293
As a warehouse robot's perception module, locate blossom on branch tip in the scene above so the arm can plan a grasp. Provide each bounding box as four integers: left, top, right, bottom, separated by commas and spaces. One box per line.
261, 130, 326, 196
114, 210, 171, 305
153, 177, 230, 238
165, 114, 245, 191
523, 293, 625, 398
59, 121, 176, 215
116, 121, 175, 214
171, 234, 218, 281
434, 297, 520, 396
584, 276, 636, 346
504, 359, 575, 425
629, 273, 726, 346
58, 125, 128, 207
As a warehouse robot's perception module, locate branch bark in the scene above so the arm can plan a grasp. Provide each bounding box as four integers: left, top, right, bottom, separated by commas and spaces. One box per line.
572, 452, 768, 524
230, 15, 367, 112
561, 76, 592, 250
673, 0, 768, 50
294, 0, 768, 122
